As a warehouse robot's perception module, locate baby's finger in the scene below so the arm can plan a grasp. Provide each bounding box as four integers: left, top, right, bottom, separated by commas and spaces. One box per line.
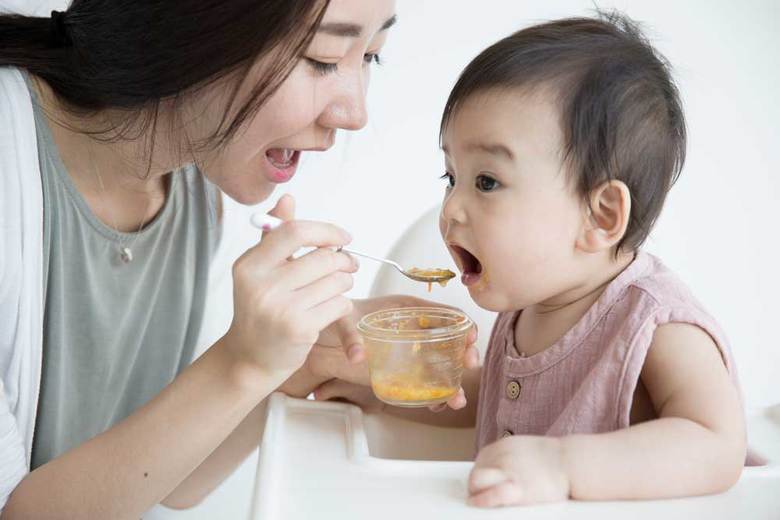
463, 344, 479, 369
446, 387, 467, 410
468, 467, 509, 494
468, 480, 523, 508
428, 403, 448, 413
466, 323, 478, 345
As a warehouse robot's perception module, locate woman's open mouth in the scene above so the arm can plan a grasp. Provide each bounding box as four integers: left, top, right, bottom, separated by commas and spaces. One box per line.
265, 148, 301, 183
449, 245, 483, 286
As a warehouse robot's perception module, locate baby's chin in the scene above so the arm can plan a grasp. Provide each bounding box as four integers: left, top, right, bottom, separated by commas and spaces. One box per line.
465, 273, 519, 312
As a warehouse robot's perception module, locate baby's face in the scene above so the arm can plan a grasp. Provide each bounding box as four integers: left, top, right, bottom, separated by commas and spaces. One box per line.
439, 89, 587, 311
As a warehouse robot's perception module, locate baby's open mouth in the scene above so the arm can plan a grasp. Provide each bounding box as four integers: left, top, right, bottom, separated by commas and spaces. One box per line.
450, 245, 483, 286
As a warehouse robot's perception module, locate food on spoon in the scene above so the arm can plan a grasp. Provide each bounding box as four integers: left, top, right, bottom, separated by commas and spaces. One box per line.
407, 267, 456, 291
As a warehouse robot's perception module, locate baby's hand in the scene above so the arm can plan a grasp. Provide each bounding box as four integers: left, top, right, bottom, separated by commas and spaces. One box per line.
468, 436, 570, 507
428, 325, 478, 412
427, 387, 467, 412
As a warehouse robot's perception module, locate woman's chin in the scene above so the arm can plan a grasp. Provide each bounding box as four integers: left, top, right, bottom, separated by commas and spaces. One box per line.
223, 182, 276, 206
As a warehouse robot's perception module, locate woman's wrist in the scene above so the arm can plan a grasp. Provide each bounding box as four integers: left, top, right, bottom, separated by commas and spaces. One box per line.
213, 334, 293, 398
277, 361, 331, 398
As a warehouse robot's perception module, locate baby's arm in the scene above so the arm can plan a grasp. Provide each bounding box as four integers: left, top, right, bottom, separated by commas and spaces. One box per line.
469, 322, 746, 506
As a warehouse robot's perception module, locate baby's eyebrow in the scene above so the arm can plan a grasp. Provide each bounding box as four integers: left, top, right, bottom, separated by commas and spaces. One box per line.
442, 141, 515, 161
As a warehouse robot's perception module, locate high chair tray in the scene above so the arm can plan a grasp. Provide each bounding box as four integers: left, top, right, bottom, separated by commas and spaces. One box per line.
248, 393, 780, 520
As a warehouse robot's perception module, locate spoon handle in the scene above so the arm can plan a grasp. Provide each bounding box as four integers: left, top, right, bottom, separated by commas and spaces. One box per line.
249, 213, 284, 231
338, 247, 404, 273
250, 212, 404, 273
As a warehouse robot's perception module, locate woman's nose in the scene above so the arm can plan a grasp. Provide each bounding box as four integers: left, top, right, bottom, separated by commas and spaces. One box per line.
321, 71, 368, 131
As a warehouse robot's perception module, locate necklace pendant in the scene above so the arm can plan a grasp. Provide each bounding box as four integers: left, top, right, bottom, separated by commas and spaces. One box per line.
119, 246, 134, 264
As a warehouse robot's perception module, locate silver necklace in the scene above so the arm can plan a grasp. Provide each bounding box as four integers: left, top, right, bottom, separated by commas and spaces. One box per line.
91, 162, 152, 264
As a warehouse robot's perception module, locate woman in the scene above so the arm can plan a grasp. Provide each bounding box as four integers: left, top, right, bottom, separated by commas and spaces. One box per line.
0, 0, 477, 517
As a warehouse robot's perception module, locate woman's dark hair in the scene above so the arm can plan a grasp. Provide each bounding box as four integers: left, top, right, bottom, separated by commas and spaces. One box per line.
440, 11, 687, 254
0, 0, 331, 149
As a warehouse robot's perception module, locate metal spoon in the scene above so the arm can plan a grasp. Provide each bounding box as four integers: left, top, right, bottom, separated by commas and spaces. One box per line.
250, 213, 456, 284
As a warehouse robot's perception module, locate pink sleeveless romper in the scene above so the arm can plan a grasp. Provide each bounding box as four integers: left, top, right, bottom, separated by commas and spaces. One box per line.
475, 251, 757, 464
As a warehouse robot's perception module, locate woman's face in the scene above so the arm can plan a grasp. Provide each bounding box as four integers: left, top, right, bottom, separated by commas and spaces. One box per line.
196, 0, 397, 204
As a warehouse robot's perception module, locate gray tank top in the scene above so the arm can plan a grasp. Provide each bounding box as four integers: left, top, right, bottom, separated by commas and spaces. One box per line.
26, 78, 221, 469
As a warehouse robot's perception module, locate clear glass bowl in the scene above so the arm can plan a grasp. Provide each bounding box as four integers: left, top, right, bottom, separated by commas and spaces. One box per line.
357, 307, 473, 407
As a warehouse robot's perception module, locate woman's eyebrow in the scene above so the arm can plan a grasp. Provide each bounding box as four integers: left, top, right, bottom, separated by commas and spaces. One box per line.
317, 14, 397, 37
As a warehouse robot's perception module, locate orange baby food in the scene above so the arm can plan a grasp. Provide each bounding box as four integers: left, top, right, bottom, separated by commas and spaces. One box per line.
372, 379, 457, 403
407, 268, 456, 292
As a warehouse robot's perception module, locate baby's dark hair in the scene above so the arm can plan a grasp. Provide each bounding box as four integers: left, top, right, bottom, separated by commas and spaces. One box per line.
440, 11, 686, 253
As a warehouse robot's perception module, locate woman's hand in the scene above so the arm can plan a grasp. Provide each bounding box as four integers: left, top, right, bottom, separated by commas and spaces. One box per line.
313, 379, 386, 413
224, 195, 359, 382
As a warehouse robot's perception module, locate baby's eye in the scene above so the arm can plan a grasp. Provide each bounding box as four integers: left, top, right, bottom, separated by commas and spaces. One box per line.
439, 172, 455, 189
476, 174, 500, 192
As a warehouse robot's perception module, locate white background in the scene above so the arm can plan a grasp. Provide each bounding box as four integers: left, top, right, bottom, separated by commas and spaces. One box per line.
4, 1, 779, 517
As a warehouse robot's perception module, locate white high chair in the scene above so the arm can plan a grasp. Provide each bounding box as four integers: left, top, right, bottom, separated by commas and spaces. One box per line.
244, 206, 780, 519
148, 204, 779, 519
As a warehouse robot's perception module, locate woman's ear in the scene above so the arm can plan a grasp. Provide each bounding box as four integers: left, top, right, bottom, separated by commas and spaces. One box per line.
576, 180, 631, 253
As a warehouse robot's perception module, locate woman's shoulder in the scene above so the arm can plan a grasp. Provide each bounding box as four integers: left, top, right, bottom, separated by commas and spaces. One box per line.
0, 66, 40, 269
174, 165, 224, 255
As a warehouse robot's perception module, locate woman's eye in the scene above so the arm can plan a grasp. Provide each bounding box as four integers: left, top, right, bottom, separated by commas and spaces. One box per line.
476, 174, 499, 192
306, 58, 338, 75
439, 172, 455, 188
363, 53, 382, 66
306, 53, 381, 75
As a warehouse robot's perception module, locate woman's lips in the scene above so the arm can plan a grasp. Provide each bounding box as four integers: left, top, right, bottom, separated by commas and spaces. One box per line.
264, 148, 301, 183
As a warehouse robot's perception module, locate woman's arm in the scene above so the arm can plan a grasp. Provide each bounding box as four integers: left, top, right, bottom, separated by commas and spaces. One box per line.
162, 294, 483, 509
4, 200, 358, 519
160, 358, 330, 509
3, 338, 280, 519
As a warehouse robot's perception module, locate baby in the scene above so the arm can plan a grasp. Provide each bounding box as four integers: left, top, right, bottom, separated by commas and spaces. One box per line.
438, 11, 750, 507
318, 11, 749, 507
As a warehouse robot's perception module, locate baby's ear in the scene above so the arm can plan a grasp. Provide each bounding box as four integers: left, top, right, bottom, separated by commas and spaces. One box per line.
576, 180, 631, 254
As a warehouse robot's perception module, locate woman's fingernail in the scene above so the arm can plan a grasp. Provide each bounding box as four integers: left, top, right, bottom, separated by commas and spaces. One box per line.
348, 345, 365, 363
